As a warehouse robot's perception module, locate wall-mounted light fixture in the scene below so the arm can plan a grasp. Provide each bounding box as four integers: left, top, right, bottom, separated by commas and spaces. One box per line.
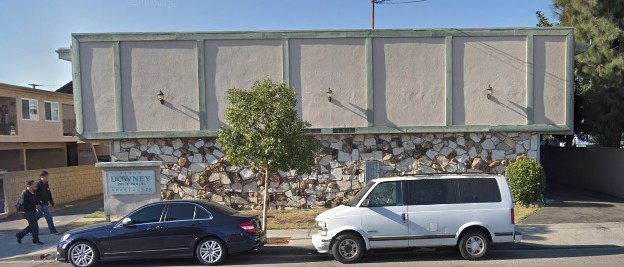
157, 90, 165, 104
485, 85, 493, 99
326, 88, 333, 102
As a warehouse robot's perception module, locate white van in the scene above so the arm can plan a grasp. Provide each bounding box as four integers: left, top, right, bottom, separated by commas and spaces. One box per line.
312, 174, 522, 263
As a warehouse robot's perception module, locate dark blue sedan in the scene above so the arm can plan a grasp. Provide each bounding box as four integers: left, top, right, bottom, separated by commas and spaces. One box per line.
56, 200, 265, 266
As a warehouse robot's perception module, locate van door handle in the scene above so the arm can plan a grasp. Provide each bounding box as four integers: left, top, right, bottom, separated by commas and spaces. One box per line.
401, 213, 406, 222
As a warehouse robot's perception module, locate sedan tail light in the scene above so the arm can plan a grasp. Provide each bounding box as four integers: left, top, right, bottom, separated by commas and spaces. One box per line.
239, 221, 256, 234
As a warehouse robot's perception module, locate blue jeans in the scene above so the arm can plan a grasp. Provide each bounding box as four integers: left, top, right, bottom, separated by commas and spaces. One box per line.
37, 205, 57, 233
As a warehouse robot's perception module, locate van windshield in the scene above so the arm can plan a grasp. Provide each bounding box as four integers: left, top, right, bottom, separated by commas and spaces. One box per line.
349, 181, 375, 207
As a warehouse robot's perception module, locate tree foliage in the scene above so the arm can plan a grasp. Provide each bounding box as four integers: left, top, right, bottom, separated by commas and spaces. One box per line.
552, 0, 624, 146
218, 79, 319, 173
217, 79, 320, 229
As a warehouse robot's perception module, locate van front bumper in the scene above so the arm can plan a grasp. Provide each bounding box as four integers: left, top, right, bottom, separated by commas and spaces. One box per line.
312, 234, 331, 253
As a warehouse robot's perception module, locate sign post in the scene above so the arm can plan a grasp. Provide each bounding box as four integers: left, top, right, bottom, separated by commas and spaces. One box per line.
95, 161, 162, 221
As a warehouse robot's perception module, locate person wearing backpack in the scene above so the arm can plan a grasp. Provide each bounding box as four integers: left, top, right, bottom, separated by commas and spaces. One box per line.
36, 171, 58, 235
15, 180, 43, 245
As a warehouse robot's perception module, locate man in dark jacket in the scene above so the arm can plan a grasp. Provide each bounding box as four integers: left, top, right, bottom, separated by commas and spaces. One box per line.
36, 171, 58, 234
16, 180, 44, 245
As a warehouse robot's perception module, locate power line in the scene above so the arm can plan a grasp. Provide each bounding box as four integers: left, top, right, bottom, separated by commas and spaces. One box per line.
371, 0, 429, 29
377, 0, 427, 4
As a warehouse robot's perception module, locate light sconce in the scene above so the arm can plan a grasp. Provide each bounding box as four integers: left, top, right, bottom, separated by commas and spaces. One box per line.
485, 85, 493, 99
326, 88, 333, 102
157, 90, 165, 104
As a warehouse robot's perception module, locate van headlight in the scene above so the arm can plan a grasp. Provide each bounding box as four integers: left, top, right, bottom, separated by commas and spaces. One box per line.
316, 221, 327, 236
60, 234, 71, 242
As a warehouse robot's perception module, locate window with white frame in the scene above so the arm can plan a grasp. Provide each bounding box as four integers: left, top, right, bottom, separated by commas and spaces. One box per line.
44, 101, 60, 121
21, 98, 38, 120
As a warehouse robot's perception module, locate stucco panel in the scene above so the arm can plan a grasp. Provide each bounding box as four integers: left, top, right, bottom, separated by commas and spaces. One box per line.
290, 38, 367, 128
80, 42, 116, 133
452, 37, 527, 125
373, 38, 446, 127
120, 41, 199, 132
205, 40, 283, 129
534, 36, 566, 125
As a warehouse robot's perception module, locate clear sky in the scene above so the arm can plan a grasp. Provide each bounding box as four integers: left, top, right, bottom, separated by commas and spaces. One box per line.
0, 0, 556, 91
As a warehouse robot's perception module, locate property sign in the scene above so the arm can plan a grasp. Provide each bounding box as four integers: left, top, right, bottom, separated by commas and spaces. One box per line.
106, 170, 156, 195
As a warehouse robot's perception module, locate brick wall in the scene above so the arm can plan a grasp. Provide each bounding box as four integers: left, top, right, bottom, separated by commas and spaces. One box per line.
1, 165, 102, 215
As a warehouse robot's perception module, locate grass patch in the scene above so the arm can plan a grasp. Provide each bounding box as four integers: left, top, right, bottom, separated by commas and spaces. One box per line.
243, 208, 328, 230
83, 210, 105, 219
514, 206, 541, 223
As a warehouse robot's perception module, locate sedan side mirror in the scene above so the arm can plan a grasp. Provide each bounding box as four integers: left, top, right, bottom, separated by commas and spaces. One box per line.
121, 217, 133, 227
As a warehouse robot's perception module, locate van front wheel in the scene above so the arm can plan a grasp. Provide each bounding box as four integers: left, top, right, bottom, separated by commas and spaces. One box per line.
458, 230, 489, 260
331, 233, 364, 263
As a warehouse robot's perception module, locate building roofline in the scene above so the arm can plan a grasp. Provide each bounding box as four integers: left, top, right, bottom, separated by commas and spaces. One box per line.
0, 82, 73, 98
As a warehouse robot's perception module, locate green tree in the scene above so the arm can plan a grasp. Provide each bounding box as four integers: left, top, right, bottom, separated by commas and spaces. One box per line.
553, 0, 624, 147
218, 79, 320, 230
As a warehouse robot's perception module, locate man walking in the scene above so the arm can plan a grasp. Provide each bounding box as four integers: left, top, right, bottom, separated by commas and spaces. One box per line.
16, 180, 44, 245
36, 170, 58, 234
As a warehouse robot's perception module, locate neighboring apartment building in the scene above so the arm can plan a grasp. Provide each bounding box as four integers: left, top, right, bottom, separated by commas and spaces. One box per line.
0, 82, 107, 172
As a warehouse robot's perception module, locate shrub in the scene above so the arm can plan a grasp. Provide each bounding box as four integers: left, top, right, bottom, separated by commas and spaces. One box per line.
505, 157, 546, 205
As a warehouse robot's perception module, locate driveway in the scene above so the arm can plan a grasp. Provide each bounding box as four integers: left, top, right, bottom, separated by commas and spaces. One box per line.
521, 183, 624, 224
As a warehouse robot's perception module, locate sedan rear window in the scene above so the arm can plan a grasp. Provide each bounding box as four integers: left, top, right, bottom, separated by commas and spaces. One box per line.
165, 203, 196, 221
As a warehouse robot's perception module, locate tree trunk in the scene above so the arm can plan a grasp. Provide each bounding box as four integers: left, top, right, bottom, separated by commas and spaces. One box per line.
261, 166, 269, 231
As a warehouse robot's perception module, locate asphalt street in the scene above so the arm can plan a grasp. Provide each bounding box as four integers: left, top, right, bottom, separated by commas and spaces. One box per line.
3, 244, 624, 267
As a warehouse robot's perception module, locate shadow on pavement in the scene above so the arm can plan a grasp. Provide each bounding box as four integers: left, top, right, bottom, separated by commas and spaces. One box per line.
81, 244, 624, 266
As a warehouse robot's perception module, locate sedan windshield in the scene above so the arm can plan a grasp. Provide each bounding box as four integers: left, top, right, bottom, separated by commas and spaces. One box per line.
349, 181, 375, 207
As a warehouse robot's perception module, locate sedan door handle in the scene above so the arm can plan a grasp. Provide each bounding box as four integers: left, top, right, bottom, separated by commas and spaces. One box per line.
401, 213, 406, 222
146, 225, 161, 231
191, 222, 203, 226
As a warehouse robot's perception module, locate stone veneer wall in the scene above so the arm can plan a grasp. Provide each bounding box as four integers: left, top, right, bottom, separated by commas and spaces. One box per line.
111, 133, 539, 210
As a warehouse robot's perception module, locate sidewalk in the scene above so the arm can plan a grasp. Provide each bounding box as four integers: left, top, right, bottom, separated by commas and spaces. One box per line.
0, 195, 104, 261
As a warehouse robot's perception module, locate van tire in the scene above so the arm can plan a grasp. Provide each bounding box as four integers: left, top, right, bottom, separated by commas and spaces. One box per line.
458, 230, 489, 260
331, 233, 365, 263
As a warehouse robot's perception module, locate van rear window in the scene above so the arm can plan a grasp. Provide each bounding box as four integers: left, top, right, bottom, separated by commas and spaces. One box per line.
457, 178, 501, 203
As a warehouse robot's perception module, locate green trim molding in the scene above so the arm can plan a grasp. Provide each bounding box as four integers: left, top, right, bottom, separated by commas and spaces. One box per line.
366, 36, 374, 127
282, 38, 290, 87
71, 36, 84, 135
113, 42, 124, 132
197, 40, 207, 130
71, 28, 575, 42
79, 124, 570, 140
526, 34, 534, 125
445, 36, 453, 126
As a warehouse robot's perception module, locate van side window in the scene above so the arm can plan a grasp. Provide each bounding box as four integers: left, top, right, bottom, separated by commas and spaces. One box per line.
367, 181, 403, 207
458, 178, 501, 203
407, 179, 457, 205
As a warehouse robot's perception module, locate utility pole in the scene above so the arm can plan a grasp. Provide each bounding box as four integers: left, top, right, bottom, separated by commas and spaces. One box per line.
371, 0, 375, 29
28, 83, 42, 89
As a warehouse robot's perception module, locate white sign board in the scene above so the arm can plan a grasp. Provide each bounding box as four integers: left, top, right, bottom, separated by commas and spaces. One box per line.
106, 170, 156, 195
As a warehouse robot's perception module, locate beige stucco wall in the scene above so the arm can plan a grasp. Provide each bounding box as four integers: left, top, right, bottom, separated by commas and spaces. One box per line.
452, 37, 528, 125
0, 84, 76, 143
534, 36, 566, 125
80, 42, 116, 133
1, 165, 102, 215
205, 40, 283, 129
373, 38, 446, 127
75, 31, 572, 135
120, 41, 199, 131
290, 38, 368, 128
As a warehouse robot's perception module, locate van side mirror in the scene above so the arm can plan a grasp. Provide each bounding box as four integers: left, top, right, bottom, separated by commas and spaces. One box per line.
360, 199, 370, 207
121, 217, 133, 227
